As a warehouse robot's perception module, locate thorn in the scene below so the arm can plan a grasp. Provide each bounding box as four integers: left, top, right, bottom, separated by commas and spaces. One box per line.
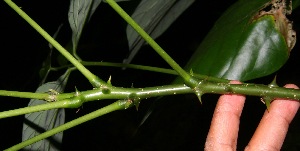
75, 86, 80, 96
261, 97, 272, 111
195, 89, 203, 104
268, 76, 278, 88
107, 75, 112, 86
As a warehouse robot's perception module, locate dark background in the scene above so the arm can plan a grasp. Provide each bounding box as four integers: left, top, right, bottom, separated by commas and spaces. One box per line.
1, 0, 300, 150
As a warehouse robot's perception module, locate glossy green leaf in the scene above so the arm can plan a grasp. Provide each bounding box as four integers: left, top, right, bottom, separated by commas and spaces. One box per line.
183, 0, 296, 81
22, 71, 70, 151
124, 0, 195, 64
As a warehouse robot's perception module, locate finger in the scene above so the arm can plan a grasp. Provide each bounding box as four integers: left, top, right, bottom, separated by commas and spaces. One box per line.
205, 81, 246, 151
245, 84, 300, 151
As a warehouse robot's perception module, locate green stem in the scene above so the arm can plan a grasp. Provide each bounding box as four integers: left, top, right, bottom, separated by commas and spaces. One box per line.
0, 90, 48, 100
4, 100, 127, 151
82, 61, 228, 83
0, 96, 83, 119
3, 82, 300, 149
0, 89, 75, 103
199, 82, 300, 100
82, 83, 300, 101
105, 0, 197, 87
51, 61, 228, 83
0, 101, 65, 119
2, 82, 300, 119
83, 61, 177, 75
4, 0, 106, 88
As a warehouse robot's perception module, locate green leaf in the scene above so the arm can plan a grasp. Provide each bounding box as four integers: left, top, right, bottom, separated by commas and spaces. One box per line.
68, 0, 102, 57
183, 0, 296, 81
22, 71, 70, 151
124, 0, 195, 64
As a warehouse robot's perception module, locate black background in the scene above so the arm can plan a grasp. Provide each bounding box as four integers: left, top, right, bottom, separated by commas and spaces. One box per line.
1, 0, 300, 150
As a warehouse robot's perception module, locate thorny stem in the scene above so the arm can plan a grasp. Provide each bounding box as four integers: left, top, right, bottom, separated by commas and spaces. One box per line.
3, 81, 300, 150
1, 82, 300, 119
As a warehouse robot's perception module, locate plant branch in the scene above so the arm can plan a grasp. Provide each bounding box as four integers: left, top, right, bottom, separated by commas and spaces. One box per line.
4, 0, 106, 88
3, 81, 300, 149
51, 61, 229, 83
82, 62, 228, 83
0, 90, 48, 100
105, 0, 198, 87
0, 96, 83, 119
0, 90, 74, 102
1, 82, 300, 119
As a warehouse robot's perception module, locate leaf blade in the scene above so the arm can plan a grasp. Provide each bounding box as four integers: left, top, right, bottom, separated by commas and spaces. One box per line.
68, 0, 101, 56
124, 0, 195, 63
22, 71, 70, 151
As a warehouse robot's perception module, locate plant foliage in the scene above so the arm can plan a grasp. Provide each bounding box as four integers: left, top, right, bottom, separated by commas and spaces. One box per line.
22, 71, 70, 150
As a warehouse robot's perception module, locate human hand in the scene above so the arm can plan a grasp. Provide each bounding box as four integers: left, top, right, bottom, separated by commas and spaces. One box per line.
205, 81, 300, 151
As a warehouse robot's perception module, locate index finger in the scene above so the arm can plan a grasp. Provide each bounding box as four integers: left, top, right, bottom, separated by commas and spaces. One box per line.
205, 81, 246, 150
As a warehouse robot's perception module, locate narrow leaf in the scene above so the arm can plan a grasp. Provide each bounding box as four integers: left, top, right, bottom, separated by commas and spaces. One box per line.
124, 0, 195, 64
22, 71, 70, 151
89, 0, 102, 21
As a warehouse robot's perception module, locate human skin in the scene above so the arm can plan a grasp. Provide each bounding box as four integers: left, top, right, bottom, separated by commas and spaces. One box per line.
204, 81, 300, 151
